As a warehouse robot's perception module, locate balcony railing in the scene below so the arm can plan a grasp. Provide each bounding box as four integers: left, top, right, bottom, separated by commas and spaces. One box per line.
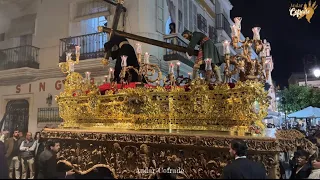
163, 33, 195, 67
37, 107, 63, 123
59, 32, 108, 62
216, 13, 231, 38
0, 45, 39, 70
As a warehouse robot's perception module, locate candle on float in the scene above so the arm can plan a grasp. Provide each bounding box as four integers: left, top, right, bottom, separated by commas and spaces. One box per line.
66, 52, 72, 61
176, 62, 180, 76
75, 46, 81, 54
234, 17, 242, 30
169, 63, 174, 74
252, 27, 261, 40
121, 55, 128, 67
231, 25, 239, 38
85, 72, 91, 81
144, 52, 150, 64
104, 75, 109, 83
259, 49, 266, 58
136, 43, 142, 54
205, 58, 212, 71
188, 72, 191, 79
69, 62, 75, 72
223, 40, 230, 55
109, 68, 114, 79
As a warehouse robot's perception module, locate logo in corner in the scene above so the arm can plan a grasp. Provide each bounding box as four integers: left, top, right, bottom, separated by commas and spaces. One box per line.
289, 0, 318, 23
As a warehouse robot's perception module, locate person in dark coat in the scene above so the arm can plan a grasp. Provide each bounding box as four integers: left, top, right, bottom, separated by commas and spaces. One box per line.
37, 139, 74, 179
5, 129, 22, 179
0, 139, 9, 179
34, 132, 45, 179
104, 35, 140, 83
221, 139, 267, 179
290, 150, 312, 179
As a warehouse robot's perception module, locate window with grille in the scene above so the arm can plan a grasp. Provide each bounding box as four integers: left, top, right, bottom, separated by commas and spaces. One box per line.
76, 0, 109, 18
156, 0, 165, 33
193, 4, 197, 31
79, 16, 107, 53
178, 10, 183, 33
197, 14, 207, 33
209, 26, 215, 41
183, 0, 188, 31
188, 0, 193, 31
178, 0, 183, 33
81, 16, 107, 34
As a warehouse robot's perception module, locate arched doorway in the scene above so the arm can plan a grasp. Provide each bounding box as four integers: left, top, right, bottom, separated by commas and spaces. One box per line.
2, 100, 29, 135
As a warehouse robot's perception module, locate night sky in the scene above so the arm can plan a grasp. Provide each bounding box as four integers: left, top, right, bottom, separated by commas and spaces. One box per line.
229, 0, 320, 88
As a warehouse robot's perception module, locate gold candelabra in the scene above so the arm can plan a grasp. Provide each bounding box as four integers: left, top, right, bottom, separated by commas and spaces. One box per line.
59, 46, 81, 74
223, 17, 267, 83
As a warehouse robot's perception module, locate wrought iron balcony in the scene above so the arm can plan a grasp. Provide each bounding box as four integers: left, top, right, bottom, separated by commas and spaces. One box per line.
37, 107, 63, 123
216, 13, 231, 38
163, 33, 194, 67
59, 32, 108, 62
0, 45, 39, 70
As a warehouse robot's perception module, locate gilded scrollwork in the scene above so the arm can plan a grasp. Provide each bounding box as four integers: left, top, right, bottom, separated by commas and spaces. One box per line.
56, 73, 269, 134
42, 129, 318, 179
43, 129, 295, 179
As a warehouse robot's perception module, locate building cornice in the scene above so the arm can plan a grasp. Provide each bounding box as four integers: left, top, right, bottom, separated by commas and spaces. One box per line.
197, 0, 216, 19
0, 59, 115, 86
218, 0, 233, 11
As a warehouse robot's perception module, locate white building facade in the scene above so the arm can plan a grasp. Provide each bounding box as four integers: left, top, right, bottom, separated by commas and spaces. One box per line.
0, 0, 244, 134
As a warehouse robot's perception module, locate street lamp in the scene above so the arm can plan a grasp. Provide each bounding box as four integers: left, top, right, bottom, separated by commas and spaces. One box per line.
313, 68, 320, 78
303, 54, 319, 86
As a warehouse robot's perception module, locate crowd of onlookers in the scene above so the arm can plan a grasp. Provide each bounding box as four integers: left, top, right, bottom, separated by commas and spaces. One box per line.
0, 129, 78, 179
279, 148, 320, 179
0, 130, 45, 179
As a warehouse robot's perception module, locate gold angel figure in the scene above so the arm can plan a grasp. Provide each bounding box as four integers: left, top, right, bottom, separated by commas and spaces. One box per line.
298, 0, 318, 23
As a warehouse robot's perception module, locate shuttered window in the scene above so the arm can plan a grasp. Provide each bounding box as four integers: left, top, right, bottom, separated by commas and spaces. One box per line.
188, 0, 193, 31
76, 0, 109, 18
209, 26, 215, 41
183, 0, 188, 31
193, 4, 197, 31
7, 14, 37, 38
178, 0, 183, 33
197, 14, 207, 33
156, 0, 165, 33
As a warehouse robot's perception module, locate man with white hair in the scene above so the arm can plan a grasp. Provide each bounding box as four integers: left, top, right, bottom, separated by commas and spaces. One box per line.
20, 132, 36, 179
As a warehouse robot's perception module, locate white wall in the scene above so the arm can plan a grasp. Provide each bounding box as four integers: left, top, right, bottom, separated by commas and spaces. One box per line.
0, 75, 109, 133
34, 0, 73, 69
0, 77, 65, 133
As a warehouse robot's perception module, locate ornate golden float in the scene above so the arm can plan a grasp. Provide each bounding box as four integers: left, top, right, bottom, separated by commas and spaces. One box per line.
55, 22, 270, 135
41, 16, 317, 179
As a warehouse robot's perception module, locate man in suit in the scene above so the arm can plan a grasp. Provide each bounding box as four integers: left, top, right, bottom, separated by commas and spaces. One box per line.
37, 139, 74, 179
5, 130, 22, 179
221, 139, 267, 179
